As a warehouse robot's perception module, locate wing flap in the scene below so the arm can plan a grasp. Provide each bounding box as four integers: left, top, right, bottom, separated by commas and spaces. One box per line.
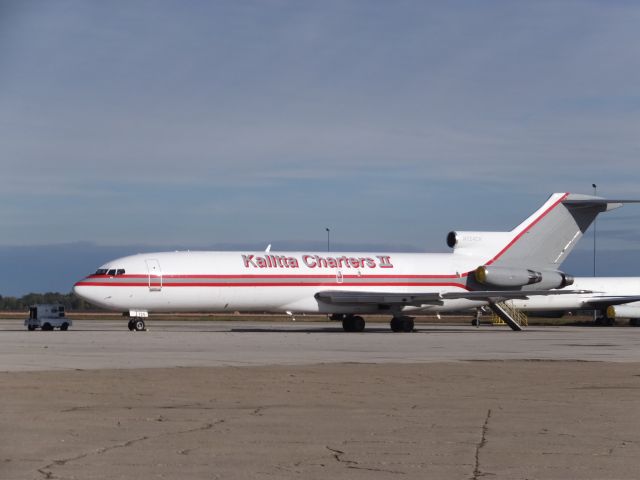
314, 291, 443, 306
315, 289, 592, 306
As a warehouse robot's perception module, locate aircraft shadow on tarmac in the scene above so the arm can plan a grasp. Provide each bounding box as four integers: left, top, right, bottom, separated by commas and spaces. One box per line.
227, 326, 500, 334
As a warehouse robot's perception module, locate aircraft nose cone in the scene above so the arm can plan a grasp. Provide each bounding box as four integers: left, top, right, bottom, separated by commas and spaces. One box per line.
73, 281, 88, 300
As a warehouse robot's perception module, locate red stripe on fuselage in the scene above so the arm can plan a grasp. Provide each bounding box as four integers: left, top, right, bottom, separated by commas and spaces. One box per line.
75, 281, 470, 289
85, 274, 461, 280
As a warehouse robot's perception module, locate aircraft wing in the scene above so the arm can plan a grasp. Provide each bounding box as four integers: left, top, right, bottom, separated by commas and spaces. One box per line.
315, 289, 592, 306
581, 295, 640, 309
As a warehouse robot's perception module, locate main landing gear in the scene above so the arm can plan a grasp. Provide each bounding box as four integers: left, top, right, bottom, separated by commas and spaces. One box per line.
342, 315, 366, 332
331, 314, 415, 332
390, 316, 414, 332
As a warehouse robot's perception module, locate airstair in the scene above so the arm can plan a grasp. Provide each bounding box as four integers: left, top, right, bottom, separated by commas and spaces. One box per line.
489, 300, 528, 330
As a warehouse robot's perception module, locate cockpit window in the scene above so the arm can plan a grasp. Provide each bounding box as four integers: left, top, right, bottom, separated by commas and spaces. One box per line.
95, 268, 125, 275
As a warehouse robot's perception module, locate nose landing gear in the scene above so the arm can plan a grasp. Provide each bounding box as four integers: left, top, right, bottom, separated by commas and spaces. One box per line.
127, 318, 146, 331
124, 310, 148, 331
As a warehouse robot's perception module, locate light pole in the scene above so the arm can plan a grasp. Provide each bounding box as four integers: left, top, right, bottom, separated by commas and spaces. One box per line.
592, 183, 597, 277
592, 183, 597, 323
325, 228, 330, 252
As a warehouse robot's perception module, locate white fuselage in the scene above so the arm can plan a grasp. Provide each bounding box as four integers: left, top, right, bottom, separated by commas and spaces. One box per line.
72, 192, 612, 317
73, 250, 487, 314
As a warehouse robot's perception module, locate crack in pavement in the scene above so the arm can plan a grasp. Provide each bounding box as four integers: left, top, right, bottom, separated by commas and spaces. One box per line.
326, 446, 358, 465
347, 465, 406, 474
251, 406, 265, 416
326, 446, 406, 475
471, 409, 492, 480
37, 419, 224, 479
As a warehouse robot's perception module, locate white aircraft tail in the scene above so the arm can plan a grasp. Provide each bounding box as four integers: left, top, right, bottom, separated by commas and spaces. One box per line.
449, 193, 630, 271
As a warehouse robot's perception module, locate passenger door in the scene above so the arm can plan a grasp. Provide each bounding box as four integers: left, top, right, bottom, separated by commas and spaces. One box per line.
146, 259, 162, 292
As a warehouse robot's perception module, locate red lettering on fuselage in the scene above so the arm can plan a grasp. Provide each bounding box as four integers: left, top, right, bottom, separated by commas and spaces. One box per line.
302, 255, 383, 269
242, 254, 299, 268
243, 254, 392, 269
377, 255, 394, 268
242, 255, 256, 267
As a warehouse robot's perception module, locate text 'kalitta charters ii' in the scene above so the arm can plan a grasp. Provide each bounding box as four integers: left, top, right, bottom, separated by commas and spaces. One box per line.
242, 254, 394, 269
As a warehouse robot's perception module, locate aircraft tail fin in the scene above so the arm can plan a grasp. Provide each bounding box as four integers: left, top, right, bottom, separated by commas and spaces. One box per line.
450, 193, 636, 271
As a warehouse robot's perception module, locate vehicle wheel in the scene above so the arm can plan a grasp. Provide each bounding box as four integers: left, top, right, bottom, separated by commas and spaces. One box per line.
594, 317, 604, 326
390, 318, 402, 332
27, 325, 36, 331
60, 322, 69, 331
42, 323, 53, 331
128, 320, 135, 331
471, 318, 479, 326
352, 316, 365, 332
402, 317, 415, 332
342, 317, 354, 332
134, 319, 146, 331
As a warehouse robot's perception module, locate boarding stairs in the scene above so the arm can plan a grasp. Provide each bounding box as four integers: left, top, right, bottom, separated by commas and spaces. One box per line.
490, 300, 528, 331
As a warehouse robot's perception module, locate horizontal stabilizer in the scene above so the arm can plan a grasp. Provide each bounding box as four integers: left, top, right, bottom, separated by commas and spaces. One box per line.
562, 198, 640, 206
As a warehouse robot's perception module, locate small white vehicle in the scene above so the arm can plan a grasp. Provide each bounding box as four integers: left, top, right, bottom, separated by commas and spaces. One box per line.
24, 304, 72, 331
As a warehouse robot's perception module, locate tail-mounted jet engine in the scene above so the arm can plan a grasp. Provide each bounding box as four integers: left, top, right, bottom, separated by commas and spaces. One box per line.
475, 265, 574, 289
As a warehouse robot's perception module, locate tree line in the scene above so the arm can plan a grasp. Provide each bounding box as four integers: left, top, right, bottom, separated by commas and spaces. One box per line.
0, 292, 100, 311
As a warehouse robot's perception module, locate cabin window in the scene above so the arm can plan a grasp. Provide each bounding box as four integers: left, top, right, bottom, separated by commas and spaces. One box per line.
95, 269, 108, 275
116, 269, 125, 275
107, 269, 116, 276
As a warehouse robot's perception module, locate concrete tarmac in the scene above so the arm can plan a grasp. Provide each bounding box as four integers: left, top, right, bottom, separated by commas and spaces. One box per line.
2, 319, 640, 479
2, 319, 640, 370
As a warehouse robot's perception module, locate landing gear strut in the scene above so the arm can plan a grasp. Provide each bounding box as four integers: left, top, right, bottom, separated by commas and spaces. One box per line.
471, 308, 482, 327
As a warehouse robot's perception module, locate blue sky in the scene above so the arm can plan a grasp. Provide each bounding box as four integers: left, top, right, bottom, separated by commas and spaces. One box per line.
1, 1, 640, 295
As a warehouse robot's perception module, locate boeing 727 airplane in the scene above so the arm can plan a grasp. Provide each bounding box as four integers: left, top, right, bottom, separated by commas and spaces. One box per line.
73, 193, 637, 332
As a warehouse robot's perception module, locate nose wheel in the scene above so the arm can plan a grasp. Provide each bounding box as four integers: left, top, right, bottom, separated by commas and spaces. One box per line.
128, 318, 146, 331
